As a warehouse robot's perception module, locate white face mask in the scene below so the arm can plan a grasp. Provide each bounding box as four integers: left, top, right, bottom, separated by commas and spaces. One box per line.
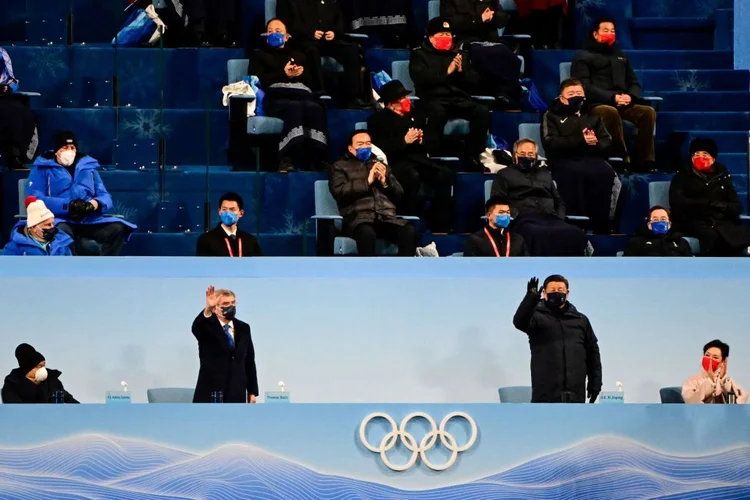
58, 150, 76, 167
34, 367, 48, 383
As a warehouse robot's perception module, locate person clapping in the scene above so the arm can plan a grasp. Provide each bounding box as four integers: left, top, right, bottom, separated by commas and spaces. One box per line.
682, 340, 747, 404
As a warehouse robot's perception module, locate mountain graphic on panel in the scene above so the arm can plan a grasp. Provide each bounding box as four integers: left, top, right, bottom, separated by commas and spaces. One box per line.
0, 434, 749, 500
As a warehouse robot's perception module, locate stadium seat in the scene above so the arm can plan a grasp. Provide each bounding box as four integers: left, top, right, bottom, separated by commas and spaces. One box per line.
647, 181, 701, 254
426, 0, 530, 39
560, 62, 663, 112
498, 386, 532, 403
659, 386, 685, 404
519, 123, 623, 163
146, 388, 195, 403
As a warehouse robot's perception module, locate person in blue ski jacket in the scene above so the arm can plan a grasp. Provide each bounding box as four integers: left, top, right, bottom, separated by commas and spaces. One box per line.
28, 130, 137, 256
2, 197, 74, 256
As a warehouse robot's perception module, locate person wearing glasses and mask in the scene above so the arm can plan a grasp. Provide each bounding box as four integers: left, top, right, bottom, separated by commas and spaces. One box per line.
669, 138, 750, 256
542, 78, 618, 234
192, 286, 258, 404
623, 205, 692, 257
490, 138, 587, 256
682, 339, 746, 404
196, 192, 262, 257
3, 197, 74, 256
464, 196, 527, 256
1, 344, 79, 404
513, 275, 602, 404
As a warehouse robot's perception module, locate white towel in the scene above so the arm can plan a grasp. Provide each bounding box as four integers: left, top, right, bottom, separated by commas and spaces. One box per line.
222, 81, 256, 117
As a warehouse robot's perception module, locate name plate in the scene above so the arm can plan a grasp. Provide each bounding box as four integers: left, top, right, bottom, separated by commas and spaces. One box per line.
265, 391, 290, 403
599, 391, 625, 404
105, 391, 132, 404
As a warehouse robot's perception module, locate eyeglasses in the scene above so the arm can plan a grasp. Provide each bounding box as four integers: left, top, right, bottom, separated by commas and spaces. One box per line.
516, 153, 537, 158
649, 218, 669, 223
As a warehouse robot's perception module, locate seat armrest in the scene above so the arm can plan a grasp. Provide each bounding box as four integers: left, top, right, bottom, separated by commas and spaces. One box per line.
312, 215, 343, 220
565, 215, 590, 221
397, 215, 420, 221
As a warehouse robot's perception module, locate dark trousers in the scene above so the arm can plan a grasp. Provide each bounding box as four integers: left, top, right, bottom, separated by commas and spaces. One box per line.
391, 159, 455, 233
550, 157, 617, 234
468, 42, 522, 105
513, 212, 587, 256
295, 40, 361, 102
352, 221, 416, 256
592, 104, 656, 170
57, 222, 129, 256
182, 0, 236, 39
0, 97, 37, 167
683, 221, 750, 256
265, 89, 328, 161
422, 97, 490, 158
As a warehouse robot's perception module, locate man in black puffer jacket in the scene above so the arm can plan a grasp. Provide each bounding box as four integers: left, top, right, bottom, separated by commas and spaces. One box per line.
513, 275, 602, 404
571, 18, 656, 172
542, 78, 618, 234
624, 205, 693, 257
2, 344, 79, 404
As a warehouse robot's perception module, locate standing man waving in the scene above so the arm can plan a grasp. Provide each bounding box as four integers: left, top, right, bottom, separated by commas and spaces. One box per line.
513, 275, 602, 403
192, 286, 258, 403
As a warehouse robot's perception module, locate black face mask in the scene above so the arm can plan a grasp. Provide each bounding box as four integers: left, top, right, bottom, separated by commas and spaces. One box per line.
41, 227, 58, 242
566, 96, 585, 113
517, 157, 537, 170
545, 292, 567, 310
221, 305, 236, 321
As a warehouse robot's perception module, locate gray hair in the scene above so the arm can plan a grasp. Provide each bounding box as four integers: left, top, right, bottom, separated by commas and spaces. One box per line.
513, 138, 538, 156
215, 289, 236, 300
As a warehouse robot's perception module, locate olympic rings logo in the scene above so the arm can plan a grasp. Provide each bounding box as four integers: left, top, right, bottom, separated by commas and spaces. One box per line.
358, 412, 478, 471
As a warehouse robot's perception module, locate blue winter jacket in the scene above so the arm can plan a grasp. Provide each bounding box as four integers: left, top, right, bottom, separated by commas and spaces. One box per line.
28, 152, 137, 229
2, 221, 74, 256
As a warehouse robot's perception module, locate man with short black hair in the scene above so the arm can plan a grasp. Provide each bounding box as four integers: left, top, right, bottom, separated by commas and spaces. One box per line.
513, 275, 602, 403
196, 192, 262, 257
623, 205, 692, 257
464, 196, 527, 256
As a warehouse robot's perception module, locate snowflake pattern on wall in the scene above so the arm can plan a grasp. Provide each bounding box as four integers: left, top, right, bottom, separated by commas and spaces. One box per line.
118, 58, 158, 106
27, 46, 67, 79
122, 110, 172, 140
672, 70, 709, 92
575, 0, 606, 26
273, 211, 308, 235
111, 201, 138, 223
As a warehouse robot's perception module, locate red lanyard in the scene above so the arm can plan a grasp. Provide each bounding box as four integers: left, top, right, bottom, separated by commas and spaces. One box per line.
224, 237, 243, 258
484, 227, 511, 257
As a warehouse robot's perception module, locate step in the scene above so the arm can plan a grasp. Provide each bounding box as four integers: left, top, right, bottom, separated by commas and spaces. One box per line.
635, 69, 750, 92
679, 131, 749, 154
630, 18, 715, 51
715, 8, 734, 51
720, 154, 749, 176
632, 0, 732, 17
656, 112, 750, 134
658, 91, 750, 112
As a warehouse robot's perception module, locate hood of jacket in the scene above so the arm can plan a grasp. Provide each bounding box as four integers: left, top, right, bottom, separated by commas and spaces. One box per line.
34, 151, 99, 172
7, 220, 74, 250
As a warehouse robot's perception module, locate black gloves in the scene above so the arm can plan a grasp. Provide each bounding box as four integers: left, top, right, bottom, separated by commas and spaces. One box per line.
68, 199, 96, 222
587, 389, 600, 403
527, 277, 539, 295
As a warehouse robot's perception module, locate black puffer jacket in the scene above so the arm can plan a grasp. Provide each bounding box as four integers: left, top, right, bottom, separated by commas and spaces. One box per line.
513, 292, 602, 403
570, 39, 642, 106
490, 164, 566, 218
409, 41, 480, 100
541, 99, 613, 161
1, 368, 79, 404
623, 227, 693, 257
440, 0, 509, 43
329, 153, 406, 233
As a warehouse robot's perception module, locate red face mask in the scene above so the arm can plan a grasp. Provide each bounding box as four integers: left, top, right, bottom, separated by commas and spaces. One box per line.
432, 35, 453, 51
599, 33, 616, 46
692, 156, 713, 171
399, 97, 412, 114
702, 356, 721, 373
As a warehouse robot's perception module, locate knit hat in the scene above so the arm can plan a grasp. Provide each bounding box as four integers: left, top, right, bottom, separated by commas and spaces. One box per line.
427, 17, 452, 36
689, 138, 718, 159
15, 343, 45, 374
25, 197, 54, 227
52, 130, 77, 154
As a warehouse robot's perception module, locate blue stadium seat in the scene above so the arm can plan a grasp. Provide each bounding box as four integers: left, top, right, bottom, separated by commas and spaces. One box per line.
519, 122, 623, 163
498, 386, 532, 403
427, 0, 530, 39
648, 181, 700, 254
146, 388, 195, 403
659, 387, 685, 404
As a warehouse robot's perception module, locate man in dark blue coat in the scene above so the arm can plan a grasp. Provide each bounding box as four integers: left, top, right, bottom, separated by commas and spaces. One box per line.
192, 286, 258, 403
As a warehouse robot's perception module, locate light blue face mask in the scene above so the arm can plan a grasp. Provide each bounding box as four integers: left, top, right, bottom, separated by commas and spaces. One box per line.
355, 147, 372, 162
220, 211, 239, 226
267, 32, 285, 48
494, 214, 511, 228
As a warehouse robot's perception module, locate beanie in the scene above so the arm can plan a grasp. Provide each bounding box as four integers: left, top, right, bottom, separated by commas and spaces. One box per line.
427, 17, 452, 36
15, 343, 45, 374
52, 130, 77, 154
689, 138, 718, 159
26, 199, 54, 227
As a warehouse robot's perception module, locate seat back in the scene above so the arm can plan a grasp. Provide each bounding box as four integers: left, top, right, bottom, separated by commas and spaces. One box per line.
560, 62, 571, 83
518, 123, 545, 158
265, 0, 276, 23
659, 386, 685, 404
428, 0, 439, 20
498, 386, 532, 403
498, 0, 517, 10
354, 121, 367, 131
227, 59, 249, 85
146, 387, 195, 403
314, 180, 340, 217
648, 181, 671, 209
18, 178, 29, 217
392, 61, 414, 92
484, 179, 492, 202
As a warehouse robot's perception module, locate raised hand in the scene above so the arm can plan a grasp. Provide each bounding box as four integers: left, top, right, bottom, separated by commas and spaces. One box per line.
583, 128, 598, 145
284, 61, 296, 78
205, 285, 218, 314
481, 8, 494, 23
527, 277, 539, 295
324, 31, 335, 41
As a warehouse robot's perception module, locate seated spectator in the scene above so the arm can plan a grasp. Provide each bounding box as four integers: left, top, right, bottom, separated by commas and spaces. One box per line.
251, 19, 329, 172
367, 80, 455, 233
0, 47, 38, 170
623, 205, 692, 257
182, 0, 237, 47
329, 131, 416, 256
440, 0, 522, 108
682, 339, 746, 404
410, 18, 491, 170
542, 78, 618, 234
490, 138, 587, 256
197, 192, 262, 257
464, 196, 528, 256
1, 343, 79, 404
277, 0, 367, 108
28, 130, 137, 256
3, 197, 74, 256
571, 18, 656, 172
670, 138, 750, 256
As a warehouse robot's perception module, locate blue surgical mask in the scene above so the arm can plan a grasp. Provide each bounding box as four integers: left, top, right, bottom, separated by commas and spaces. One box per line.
517, 157, 537, 170
267, 32, 285, 48
494, 214, 511, 229
356, 147, 372, 162
651, 221, 669, 235
220, 211, 239, 226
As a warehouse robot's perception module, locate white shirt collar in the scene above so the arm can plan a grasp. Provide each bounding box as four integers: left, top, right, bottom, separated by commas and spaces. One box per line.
221, 224, 237, 237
